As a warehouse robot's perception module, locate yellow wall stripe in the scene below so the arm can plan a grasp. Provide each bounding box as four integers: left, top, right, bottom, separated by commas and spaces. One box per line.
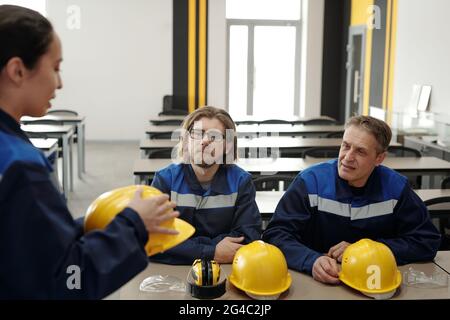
351, 0, 374, 26
188, 0, 196, 113
350, 0, 374, 116
362, 27, 373, 116
386, 0, 397, 125
198, 0, 207, 108
382, 0, 392, 112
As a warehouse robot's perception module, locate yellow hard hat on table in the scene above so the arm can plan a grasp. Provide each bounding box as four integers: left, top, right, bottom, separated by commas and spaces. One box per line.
339, 238, 402, 299
84, 185, 195, 256
229, 240, 292, 300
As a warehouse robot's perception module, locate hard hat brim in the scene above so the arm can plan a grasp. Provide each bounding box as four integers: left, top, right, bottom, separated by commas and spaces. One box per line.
339, 270, 402, 294
145, 218, 195, 256
229, 272, 292, 297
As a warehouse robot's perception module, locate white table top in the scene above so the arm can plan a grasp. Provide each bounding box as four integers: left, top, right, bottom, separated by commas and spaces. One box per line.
22, 114, 85, 122
148, 115, 336, 125
434, 251, 450, 273
255, 189, 450, 214
29, 138, 58, 150
133, 157, 450, 175
21, 124, 75, 134
145, 124, 345, 134
236, 124, 345, 134
140, 137, 401, 150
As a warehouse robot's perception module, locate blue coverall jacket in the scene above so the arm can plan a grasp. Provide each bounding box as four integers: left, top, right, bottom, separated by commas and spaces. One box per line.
150, 163, 262, 264
263, 159, 441, 274
0, 109, 149, 299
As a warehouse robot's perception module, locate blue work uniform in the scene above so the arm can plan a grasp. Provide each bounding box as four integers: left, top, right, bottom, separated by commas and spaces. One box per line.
0, 109, 149, 299
263, 159, 441, 274
150, 163, 261, 264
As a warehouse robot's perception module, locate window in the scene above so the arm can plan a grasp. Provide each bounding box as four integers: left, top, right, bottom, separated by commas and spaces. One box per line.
0, 0, 46, 16
227, 0, 302, 118
226, 0, 301, 20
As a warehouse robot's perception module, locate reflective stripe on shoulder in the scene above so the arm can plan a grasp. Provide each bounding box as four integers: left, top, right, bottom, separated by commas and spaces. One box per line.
308, 194, 396, 220
350, 199, 397, 220
171, 191, 237, 209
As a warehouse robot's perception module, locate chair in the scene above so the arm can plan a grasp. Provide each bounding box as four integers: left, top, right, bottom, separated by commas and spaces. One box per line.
147, 148, 174, 159
47, 109, 78, 116
303, 146, 340, 158
260, 119, 292, 125
152, 119, 183, 126
149, 132, 175, 140
326, 131, 344, 138
424, 195, 450, 251
441, 176, 450, 189
253, 175, 294, 191
387, 146, 422, 188
279, 148, 304, 158
158, 95, 189, 116
387, 146, 421, 157
303, 118, 337, 125
253, 175, 295, 231
23, 119, 64, 126
430, 177, 450, 250
235, 120, 260, 125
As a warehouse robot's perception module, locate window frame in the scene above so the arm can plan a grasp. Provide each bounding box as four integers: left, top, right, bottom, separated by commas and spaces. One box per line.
226, 18, 302, 117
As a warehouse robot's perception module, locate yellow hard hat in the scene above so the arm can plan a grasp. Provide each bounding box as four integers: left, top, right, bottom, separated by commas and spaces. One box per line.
339, 239, 402, 298
84, 185, 195, 256
229, 240, 292, 299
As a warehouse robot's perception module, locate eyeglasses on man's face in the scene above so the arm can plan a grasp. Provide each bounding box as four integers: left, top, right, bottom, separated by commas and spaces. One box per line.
189, 129, 225, 142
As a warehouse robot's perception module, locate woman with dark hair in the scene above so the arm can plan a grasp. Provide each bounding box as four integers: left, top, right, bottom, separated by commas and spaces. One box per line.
0, 5, 179, 299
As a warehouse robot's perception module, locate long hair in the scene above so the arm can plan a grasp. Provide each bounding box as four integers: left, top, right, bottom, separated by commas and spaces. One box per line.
178, 106, 238, 163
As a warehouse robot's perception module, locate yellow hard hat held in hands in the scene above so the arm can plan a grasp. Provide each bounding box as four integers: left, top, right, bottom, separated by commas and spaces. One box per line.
84, 185, 195, 256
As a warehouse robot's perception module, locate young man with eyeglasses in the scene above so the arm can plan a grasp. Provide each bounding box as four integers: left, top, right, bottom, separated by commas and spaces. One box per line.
150, 106, 261, 264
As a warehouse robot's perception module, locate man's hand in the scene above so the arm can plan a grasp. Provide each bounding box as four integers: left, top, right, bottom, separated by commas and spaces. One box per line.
214, 236, 244, 263
327, 241, 351, 262
127, 188, 180, 235
312, 256, 340, 284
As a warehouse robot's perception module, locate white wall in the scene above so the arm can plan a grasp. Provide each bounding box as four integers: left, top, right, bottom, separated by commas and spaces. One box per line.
299, 0, 324, 117
393, 0, 450, 116
47, 0, 172, 140
207, 0, 227, 109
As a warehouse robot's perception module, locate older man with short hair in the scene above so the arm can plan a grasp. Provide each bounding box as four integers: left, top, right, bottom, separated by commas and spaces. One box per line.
263, 115, 440, 284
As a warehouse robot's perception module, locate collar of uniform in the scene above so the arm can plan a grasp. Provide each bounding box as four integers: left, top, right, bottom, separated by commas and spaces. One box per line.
334, 161, 384, 202
363, 166, 385, 202
183, 163, 229, 195
0, 108, 29, 141
209, 165, 229, 194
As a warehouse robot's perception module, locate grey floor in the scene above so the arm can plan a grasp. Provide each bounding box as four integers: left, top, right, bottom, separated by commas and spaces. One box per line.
65, 141, 141, 219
